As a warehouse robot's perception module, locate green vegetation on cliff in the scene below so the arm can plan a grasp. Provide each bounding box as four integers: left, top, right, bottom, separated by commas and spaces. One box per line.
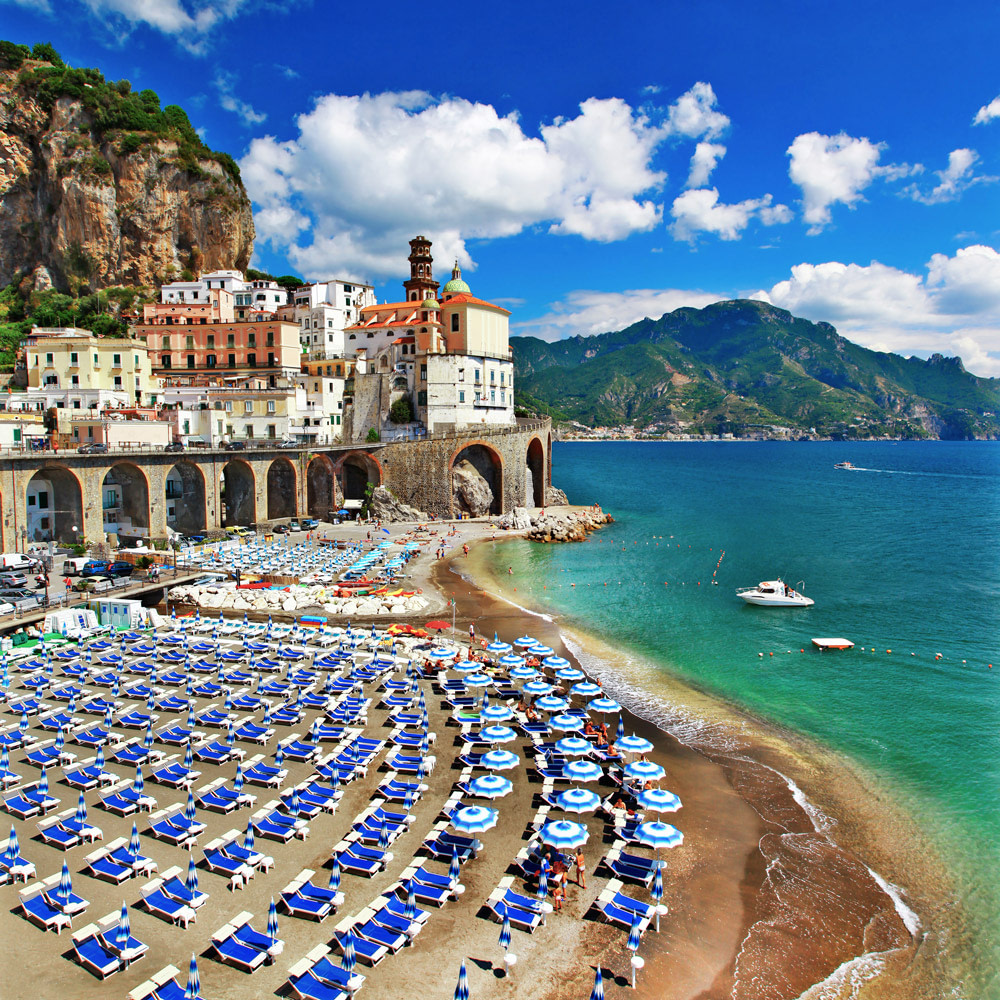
512, 300, 1000, 440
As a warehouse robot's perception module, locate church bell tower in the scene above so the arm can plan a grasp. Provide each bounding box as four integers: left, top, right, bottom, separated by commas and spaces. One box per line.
403, 235, 440, 302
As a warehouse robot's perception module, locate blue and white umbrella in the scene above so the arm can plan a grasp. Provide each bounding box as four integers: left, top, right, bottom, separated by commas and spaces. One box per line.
267, 896, 279, 940
635, 821, 683, 850
244, 817, 255, 852
133, 764, 144, 795
427, 647, 454, 661
233, 762, 244, 794
451, 805, 498, 834
274, 744, 284, 767
540, 819, 590, 849
542, 655, 571, 671
183, 741, 193, 770
555, 736, 592, 757
185, 954, 200, 1000
480, 724, 517, 745
550, 713, 584, 732
589, 967, 605, 1000
536, 866, 548, 900
184, 788, 196, 822
487, 640, 512, 655
19, 712, 28, 737
589, 697, 621, 715
555, 666, 585, 683
449, 846, 461, 883
328, 855, 341, 892
455, 959, 469, 1000
627, 911, 642, 952
508, 664, 536, 680
186, 853, 198, 894
116, 899, 131, 949
340, 929, 357, 973
5, 825, 19, 861
378, 818, 389, 851
462, 673, 492, 689
514, 635, 537, 648
638, 788, 682, 813
564, 760, 603, 783
467, 774, 513, 799
616, 715, 626, 742
404, 880, 416, 921
570, 682, 603, 699
624, 760, 665, 783
555, 787, 601, 814
57, 858, 72, 903
75, 789, 88, 824
534, 695, 569, 714
651, 864, 664, 932
528, 644, 554, 658
481, 749, 519, 771
129, 821, 140, 856
39, 768, 49, 795
479, 704, 514, 723
522, 680, 552, 697
498, 904, 511, 951
617, 734, 654, 755
55, 726, 66, 752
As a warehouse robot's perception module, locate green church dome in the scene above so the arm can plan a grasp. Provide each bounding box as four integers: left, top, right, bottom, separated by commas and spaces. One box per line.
442, 262, 471, 296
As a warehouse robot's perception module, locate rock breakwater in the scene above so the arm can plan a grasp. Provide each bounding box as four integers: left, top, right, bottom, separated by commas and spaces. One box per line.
526, 505, 613, 543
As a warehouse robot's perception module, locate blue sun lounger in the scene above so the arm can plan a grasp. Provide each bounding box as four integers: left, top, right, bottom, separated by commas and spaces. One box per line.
20, 890, 74, 932
485, 893, 543, 932
244, 761, 286, 787
72, 925, 121, 978
353, 918, 407, 953
332, 930, 387, 967
140, 880, 197, 927
301, 950, 366, 993
4, 791, 41, 819
38, 820, 80, 850
149, 761, 200, 787
82, 852, 132, 884
287, 969, 350, 1000
334, 845, 384, 877
161, 872, 209, 909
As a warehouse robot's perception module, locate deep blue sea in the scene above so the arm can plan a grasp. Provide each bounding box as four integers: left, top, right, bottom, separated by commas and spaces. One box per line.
489, 440, 1000, 997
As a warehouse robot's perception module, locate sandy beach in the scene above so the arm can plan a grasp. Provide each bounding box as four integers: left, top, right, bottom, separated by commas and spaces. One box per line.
0, 509, 958, 1000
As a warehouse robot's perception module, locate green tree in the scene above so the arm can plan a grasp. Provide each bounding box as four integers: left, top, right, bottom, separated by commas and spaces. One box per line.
366, 427, 380, 442
31, 42, 63, 67
389, 396, 413, 423
0, 40, 30, 69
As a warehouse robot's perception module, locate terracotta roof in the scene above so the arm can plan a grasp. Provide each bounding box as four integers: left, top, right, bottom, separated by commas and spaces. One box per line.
442, 294, 511, 315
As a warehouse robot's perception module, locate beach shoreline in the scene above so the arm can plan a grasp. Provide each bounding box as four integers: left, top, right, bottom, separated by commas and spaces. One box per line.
441, 521, 967, 1000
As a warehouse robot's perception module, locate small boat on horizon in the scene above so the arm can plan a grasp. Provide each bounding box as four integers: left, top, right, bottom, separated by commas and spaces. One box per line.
736, 579, 814, 607
834, 461, 856, 470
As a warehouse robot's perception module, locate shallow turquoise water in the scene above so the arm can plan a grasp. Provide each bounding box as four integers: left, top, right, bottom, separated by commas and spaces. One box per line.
491, 440, 1000, 996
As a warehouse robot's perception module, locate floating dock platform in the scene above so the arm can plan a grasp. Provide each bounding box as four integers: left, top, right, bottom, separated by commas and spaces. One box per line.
812, 637, 855, 650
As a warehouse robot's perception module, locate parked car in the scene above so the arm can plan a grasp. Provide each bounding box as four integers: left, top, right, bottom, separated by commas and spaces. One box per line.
73, 576, 113, 592
0, 572, 29, 589
0, 589, 41, 609
223, 440, 246, 451
78, 442, 108, 454
0, 602, 15, 616
80, 560, 110, 577
300, 517, 319, 530
184, 534, 206, 545
272, 523, 290, 534
278, 438, 298, 447
288, 519, 302, 532
225, 526, 253, 538
63, 556, 90, 576
164, 442, 185, 453
105, 561, 134, 578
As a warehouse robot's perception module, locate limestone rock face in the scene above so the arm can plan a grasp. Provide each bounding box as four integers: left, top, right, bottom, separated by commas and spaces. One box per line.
452, 460, 494, 517
368, 485, 428, 523
0, 68, 254, 291
545, 486, 569, 506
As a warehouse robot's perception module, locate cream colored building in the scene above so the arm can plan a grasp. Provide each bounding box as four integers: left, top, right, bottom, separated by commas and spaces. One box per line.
24, 328, 160, 407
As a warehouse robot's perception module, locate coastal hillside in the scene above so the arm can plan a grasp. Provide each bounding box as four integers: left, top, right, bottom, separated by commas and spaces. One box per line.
0, 41, 254, 293
512, 299, 1000, 439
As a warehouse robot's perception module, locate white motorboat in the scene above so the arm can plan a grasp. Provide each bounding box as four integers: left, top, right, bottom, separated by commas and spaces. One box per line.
834, 461, 856, 470
736, 579, 814, 607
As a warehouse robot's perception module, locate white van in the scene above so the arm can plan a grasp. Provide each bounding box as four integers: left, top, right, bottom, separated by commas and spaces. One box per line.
63, 557, 91, 576
0, 552, 39, 571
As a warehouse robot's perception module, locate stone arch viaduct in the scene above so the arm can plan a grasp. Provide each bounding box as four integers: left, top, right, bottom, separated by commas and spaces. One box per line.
0, 418, 551, 547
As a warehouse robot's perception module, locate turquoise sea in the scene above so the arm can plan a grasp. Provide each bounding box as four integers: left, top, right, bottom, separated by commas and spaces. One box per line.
489, 440, 1000, 998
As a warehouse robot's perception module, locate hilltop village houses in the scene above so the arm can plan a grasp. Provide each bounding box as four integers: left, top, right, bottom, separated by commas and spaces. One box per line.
2, 238, 517, 454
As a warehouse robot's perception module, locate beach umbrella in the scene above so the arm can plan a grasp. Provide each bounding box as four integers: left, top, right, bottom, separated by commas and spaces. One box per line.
627, 910, 642, 953
19, 711, 28, 737
564, 760, 603, 783
267, 895, 279, 942
233, 761, 244, 794
487, 640, 512, 655
498, 904, 511, 952
263, 702, 272, 726
427, 647, 453, 661
514, 635, 537, 648
57, 858, 72, 903
540, 819, 589, 850
340, 929, 357, 973
455, 959, 469, 1000
624, 760, 665, 783
590, 966, 605, 1000
462, 673, 492, 689
244, 817, 255, 852
480, 704, 514, 723
133, 764, 144, 795
129, 821, 140, 857
274, 744, 284, 767
378, 818, 389, 851
528, 644, 554, 658
451, 805, 498, 834
570, 682, 603, 699
589, 697, 621, 715
550, 713, 584, 732
186, 703, 196, 727
638, 788, 682, 813
635, 821, 683, 850
651, 865, 664, 932
501, 655, 529, 671
508, 664, 536, 680
555, 667, 586, 683
225, 720, 236, 748
467, 774, 513, 799
449, 846, 461, 883
480, 724, 517, 745
328, 855, 341, 893
522, 680, 553, 697
289, 786, 301, 816
183, 741, 193, 770
116, 899, 131, 949
535, 695, 569, 713
185, 953, 200, 1000
39, 768, 49, 796
186, 854, 198, 894
536, 866, 548, 900
146, 690, 155, 710
616, 716, 626, 742
144, 720, 154, 750
75, 789, 88, 824
542, 655, 571, 671
555, 736, 592, 757
618, 734, 654, 756
185, 788, 196, 822
5, 825, 19, 861
481, 749, 519, 771
0, 745, 8, 772
404, 880, 416, 921
55, 726, 66, 752
555, 787, 601, 814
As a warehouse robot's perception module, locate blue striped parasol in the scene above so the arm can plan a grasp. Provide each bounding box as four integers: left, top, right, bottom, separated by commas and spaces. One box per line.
184, 788, 196, 822
555, 787, 601, 814
624, 760, 665, 783
617, 734, 654, 755
267, 896, 279, 939
133, 764, 143, 795
651, 864, 664, 932
116, 899, 131, 949
378, 818, 389, 851
467, 774, 513, 799
627, 911, 642, 952
454, 959, 469, 1000
340, 929, 357, 973
637, 788, 682, 813
129, 821, 140, 856
616, 715, 626, 742
58, 858, 72, 903
451, 805, 498, 834
75, 789, 88, 824
244, 817, 255, 852
39, 768, 49, 795
183, 740, 193, 770
564, 760, 603, 783
590, 966, 605, 1000
55, 725, 65, 751
550, 713, 584, 732
328, 855, 341, 892
185, 953, 200, 1000
536, 866, 548, 900
233, 762, 244, 794
449, 846, 461, 883
404, 880, 416, 920
186, 853, 198, 894
540, 819, 590, 849
498, 904, 511, 951
274, 744, 284, 767
635, 821, 683, 850
5, 825, 19, 861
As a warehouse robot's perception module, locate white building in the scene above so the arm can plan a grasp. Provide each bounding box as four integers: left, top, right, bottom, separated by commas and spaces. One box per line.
160, 270, 288, 316
292, 279, 377, 359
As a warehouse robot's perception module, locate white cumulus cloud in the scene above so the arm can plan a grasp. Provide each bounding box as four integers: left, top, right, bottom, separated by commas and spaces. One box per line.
786, 131, 915, 233
686, 142, 726, 188
973, 95, 1000, 125
904, 148, 996, 204
241, 89, 691, 280
665, 81, 730, 139
670, 187, 791, 242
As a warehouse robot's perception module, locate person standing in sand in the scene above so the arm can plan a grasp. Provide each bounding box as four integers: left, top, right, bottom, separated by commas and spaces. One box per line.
575, 847, 586, 888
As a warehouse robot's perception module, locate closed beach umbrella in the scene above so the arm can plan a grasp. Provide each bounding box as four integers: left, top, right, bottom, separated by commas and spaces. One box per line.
467, 774, 513, 799
565, 760, 603, 783
0, 745, 8, 772
103, 705, 114, 729
185, 788, 196, 822
340, 929, 357, 973
638, 788, 682, 813
267, 896, 279, 939
274, 744, 284, 767
499, 904, 511, 951
186, 854, 198, 894
618, 734, 654, 756
482, 749, 519, 771
455, 959, 470, 1000
144, 720, 155, 750
450, 846, 461, 883
19, 711, 28, 737
624, 760, 665, 783
616, 716, 626, 742
536, 866, 548, 900
185, 954, 200, 1000
133, 764, 144, 795
627, 911, 642, 952
75, 789, 88, 824
540, 819, 589, 850
550, 713, 584, 732
635, 821, 684, 850
651, 865, 664, 932
5, 825, 19, 861
535, 695, 568, 713
39, 768, 49, 796
555, 787, 601, 814
289, 786, 301, 816
555, 736, 592, 757
378, 818, 389, 851
328, 855, 341, 892
590, 966, 605, 1000
451, 805, 499, 834
58, 858, 72, 903
233, 762, 244, 794
570, 682, 602, 699
244, 817, 255, 852
479, 704, 514, 723
481, 724, 517, 744
404, 880, 416, 921
589, 697, 621, 715
183, 741, 193, 770
55, 726, 66, 752
116, 899, 131, 949
129, 821, 140, 857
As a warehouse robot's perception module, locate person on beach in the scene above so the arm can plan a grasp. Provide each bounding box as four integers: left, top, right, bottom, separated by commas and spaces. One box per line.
469, 623, 475, 642
575, 848, 586, 888
552, 881, 564, 912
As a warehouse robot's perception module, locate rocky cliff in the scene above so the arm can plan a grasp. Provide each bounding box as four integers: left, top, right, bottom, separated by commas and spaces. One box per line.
0, 48, 254, 292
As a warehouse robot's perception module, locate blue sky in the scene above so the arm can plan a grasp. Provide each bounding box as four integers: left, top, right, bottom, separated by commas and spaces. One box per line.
3, 0, 1000, 373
